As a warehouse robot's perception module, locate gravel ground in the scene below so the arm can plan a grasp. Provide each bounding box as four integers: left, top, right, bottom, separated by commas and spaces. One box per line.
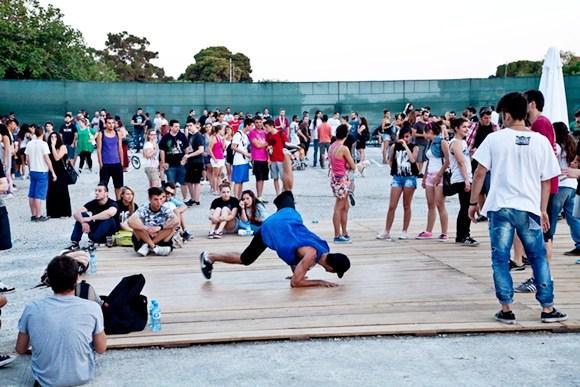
3, 148, 579, 386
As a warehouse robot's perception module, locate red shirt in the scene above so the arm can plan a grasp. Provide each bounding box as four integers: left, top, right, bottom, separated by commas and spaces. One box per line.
267, 130, 287, 162
531, 115, 558, 194
318, 122, 332, 143
230, 119, 241, 133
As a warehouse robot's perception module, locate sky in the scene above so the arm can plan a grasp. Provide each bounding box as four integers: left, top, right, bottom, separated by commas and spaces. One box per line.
40, 0, 580, 82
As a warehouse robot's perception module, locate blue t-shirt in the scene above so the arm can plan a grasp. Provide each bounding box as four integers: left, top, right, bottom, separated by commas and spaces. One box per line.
18, 295, 104, 387
260, 208, 329, 266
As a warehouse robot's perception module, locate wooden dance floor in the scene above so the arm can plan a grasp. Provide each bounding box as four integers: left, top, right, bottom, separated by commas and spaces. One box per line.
89, 219, 580, 349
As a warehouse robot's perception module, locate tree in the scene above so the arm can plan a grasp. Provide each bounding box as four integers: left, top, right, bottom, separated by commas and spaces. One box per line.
98, 31, 171, 82
179, 46, 252, 82
492, 51, 580, 77
0, 0, 116, 80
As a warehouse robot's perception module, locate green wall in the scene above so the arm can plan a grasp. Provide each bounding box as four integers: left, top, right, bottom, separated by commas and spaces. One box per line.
1, 77, 579, 128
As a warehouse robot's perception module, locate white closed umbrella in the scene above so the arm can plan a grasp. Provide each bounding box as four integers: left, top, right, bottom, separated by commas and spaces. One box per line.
539, 47, 569, 124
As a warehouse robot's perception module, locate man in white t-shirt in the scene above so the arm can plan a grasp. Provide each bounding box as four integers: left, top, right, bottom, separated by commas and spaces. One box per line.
231, 118, 252, 198
25, 125, 56, 222
328, 112, 341, 138
469, 92, 567, 325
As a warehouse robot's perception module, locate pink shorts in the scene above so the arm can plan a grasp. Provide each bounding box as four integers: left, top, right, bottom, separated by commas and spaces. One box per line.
424, 172, 443, 187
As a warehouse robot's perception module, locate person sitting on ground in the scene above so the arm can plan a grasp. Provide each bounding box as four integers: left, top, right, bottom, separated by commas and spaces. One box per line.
128, 186, 179, 256
67, 184, 118, 251
208, 180, 240, 239
239, 190, 267, 233
0, 294, 16, 368
162, 182, 192, 241
16, 255, 106, 385
200, 191, 351, 288
115, 186, 138, 232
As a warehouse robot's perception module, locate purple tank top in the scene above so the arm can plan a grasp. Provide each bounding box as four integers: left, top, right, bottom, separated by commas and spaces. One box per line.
102, 132, 120, 164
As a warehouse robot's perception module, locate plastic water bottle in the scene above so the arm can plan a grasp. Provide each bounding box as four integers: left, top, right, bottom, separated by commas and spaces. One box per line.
150, 300, 161, 332
88, 246, 97, 274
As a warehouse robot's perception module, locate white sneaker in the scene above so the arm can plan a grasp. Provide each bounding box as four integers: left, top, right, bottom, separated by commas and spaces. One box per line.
0, 354, 16, 368
376, 232, 392, 241
153, 245, 172, 256
137, 244, 150, 257
398, 231, 408, 240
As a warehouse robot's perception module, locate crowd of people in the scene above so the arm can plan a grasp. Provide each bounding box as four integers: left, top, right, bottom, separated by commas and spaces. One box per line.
1, 91, 580, 385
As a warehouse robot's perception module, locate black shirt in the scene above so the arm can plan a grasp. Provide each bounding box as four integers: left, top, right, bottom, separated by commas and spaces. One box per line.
59, 122, 77, 145
390, 142, 419, 177
132, 114, 146, 130
159, 132, 188, 166
84, 198, 118, 216
187, 132, 205, 164
210, 197, 240, 213
473, 123, 494, 149
115, 199, 139, 226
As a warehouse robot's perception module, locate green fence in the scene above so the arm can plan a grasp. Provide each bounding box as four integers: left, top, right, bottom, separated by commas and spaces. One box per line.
1, 77, 579, 128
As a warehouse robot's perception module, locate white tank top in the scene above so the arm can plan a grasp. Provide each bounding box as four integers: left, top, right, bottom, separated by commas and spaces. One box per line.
449, 138, 472, 184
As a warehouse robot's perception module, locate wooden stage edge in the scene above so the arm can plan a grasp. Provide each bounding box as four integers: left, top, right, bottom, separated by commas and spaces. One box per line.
91, 218, 580, 349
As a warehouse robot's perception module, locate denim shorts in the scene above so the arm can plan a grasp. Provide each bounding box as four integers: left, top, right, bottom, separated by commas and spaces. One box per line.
66, 145, 76, 159
391, 175, 417, 189
28, 171, 49, 200
165, 166, 186, 185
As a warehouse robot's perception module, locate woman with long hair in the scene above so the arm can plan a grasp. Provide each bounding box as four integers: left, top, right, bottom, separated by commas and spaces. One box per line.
380, 110, 392, 164
77, 117, 96, 173
143, 129, 161, 187
208, 180, 240, 238
46, 132, 71, 218
239, 189, 267, 232
330, 124, 357, 243
548, 122, 580, 249
356, 117, 370, 167
117, 186, 138, 231
417, 121, 450, 241
377, 124, 419, 240
449, 118, 479, 246
208, 125, 226, 195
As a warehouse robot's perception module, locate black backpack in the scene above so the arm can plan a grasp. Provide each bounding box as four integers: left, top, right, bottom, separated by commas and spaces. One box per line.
100, 274, 148, 335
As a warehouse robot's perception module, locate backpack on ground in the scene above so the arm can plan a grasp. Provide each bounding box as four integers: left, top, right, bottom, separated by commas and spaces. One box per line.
75, 280, 103, 306
100, 274, 148, 335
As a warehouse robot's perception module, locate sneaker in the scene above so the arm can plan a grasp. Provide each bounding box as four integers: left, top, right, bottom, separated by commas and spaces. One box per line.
398, 231, 408, 240
0, 281, 15, 293
184, 199, 195, 207
416, 231, 433, 240
87, 240, 96, 251
494, 310, 516, 325
376, 232, 392, 241
0, 354, 16, 368
476, 215, 488, 222
462, 237, 480, 247
66, 241, 80, 251
541, 308, 568, 323
576, 259, 580, 265
152, 245, 172, 256
333, 236, 352, 244
514, 277, 536, 293
181, 230, 193, 241
342, 234, 351, 243
213, 231, 223, 239
199, 251, 213, 280
438, 234, 449, 242
30, 216, 37, 222
564, 248, 580, 256
509, 259, 526, 271
36, 216, 49, 222
136, 244, 150, 257
348, 192, 356, 206
208, 231, 215, 239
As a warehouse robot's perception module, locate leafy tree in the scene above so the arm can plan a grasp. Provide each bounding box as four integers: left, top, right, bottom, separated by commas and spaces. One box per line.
493, 51, 580, 77
0, 0, 116, 80
179, 46, 252, 82
98, 31, 171, 81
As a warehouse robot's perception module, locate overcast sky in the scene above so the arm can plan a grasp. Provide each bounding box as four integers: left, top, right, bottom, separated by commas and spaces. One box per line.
40, 0, 580, 82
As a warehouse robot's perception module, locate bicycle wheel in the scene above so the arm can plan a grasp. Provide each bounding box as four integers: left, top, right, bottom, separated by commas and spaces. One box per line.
131, 155, 141, 170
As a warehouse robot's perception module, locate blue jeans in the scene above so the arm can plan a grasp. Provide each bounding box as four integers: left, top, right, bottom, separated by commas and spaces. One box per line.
70, 212, 118, 243
312, 139, 319, 167
165, 166, 186, 185
488, 209, 554, 308
549, 187, 580, 249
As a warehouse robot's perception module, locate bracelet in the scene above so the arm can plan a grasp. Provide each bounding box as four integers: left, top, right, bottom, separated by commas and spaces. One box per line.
469, 202, 478, 206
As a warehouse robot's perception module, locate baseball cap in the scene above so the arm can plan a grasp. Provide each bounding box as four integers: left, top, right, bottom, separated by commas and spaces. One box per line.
326, 253, 351, 278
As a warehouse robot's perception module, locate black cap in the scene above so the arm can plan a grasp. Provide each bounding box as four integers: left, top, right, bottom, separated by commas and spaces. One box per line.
326, 253, 350, 278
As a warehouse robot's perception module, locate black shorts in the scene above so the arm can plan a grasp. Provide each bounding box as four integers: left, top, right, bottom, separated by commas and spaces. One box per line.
99, 163, 124, 189
253, 160, 269, 181
544, 194, 556, 242
186, 162, 203, 184
240, 229, 267, 266
132, 234, 173, 252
